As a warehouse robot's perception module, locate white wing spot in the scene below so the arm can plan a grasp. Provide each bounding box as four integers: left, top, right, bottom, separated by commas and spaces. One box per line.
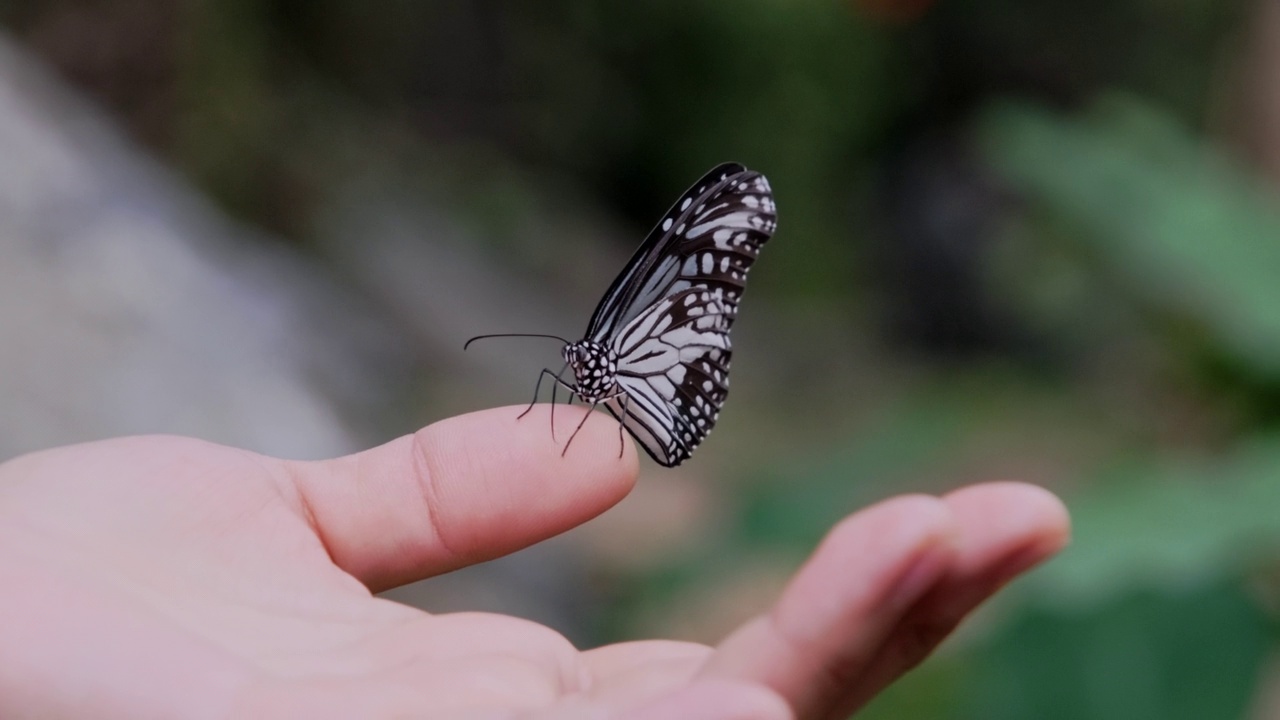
680, 197, 691, 210
662, 218, 673, 231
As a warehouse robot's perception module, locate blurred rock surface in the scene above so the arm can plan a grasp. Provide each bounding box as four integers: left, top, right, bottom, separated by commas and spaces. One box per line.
0, 34, 409, 460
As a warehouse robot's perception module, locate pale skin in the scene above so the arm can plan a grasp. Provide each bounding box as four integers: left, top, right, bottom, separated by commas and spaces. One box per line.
0, 406, 1069, 719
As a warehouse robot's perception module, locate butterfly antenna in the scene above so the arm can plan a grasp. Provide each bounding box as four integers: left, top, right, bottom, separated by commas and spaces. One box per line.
463, 333, 572, 351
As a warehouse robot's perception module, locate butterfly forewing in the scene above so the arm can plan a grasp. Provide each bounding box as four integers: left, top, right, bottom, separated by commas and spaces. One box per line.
593, 165, 777, 466
585, 163, 748, 342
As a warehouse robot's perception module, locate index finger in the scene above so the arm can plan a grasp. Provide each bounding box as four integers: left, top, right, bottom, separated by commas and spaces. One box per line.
283, 405, 637, 592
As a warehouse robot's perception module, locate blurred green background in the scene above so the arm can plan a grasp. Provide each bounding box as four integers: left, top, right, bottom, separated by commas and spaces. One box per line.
4, 0, 1280, 717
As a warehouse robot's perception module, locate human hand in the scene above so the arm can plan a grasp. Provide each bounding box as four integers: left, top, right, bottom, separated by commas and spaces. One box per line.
0, 406, 1068, 719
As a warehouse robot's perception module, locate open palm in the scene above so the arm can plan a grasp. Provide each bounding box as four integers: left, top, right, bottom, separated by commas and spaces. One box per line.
0, 406, 1068, 719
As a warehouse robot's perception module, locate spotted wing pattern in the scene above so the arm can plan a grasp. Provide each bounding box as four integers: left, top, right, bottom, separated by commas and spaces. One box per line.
597, 167, 777, 466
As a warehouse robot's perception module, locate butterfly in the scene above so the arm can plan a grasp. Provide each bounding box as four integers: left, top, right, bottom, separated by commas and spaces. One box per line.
467, 162, 777, 466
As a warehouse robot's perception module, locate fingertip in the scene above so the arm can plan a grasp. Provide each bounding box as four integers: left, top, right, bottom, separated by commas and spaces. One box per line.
831, 483, 1072, 709
943, 481, 1072, 556
700, 495, 961, 717
287, 404, 638, 590
770, 493, 959, 651
818, 494, 957, 568
403, 403, 639, 565
493, 403, 640, 487
851, 493, 955, 534
414, 404, 638, 498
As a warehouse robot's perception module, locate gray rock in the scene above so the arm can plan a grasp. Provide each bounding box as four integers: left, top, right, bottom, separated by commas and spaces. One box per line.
0, 35, 405, 461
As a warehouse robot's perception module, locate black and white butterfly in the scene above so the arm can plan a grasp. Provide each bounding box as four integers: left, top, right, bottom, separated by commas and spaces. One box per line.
467, 162, 777, 467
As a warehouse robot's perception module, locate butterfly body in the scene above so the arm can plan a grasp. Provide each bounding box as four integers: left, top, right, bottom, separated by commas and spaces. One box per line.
474, 162, 777, 467
562, 340, 620, 403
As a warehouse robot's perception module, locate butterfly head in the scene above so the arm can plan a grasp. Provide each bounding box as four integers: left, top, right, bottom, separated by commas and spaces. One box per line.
563, 340, 619, 403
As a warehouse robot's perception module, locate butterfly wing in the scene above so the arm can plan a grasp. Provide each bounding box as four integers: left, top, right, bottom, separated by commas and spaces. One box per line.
594, 165, 777, 466
585, 162, 749, 342
605, 288, 735, 465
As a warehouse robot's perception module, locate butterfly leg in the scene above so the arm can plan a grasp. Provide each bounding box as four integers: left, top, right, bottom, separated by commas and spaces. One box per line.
561, 401, 598, 458
548, 373, 583, 442
548, 369, 560, 439
519, 366, 576, 442
615, 393, 629, 459
518, 364, 572, 420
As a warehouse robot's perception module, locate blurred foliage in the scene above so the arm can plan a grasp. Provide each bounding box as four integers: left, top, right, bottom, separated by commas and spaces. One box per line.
862, 582, 1272, 720
8, 0, 1280, 717
1032, 436, 1280, 606
983, 96, 1280, 382
870, 579, 1269, 717
966, 583, 1272, 720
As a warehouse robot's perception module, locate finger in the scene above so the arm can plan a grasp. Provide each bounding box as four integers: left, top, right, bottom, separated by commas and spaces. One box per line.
580, 641, 712, 709
699, 495, 958, 719
281, 405, 637, 591
616, 680, 792, 720
835, 482, 1069, 716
